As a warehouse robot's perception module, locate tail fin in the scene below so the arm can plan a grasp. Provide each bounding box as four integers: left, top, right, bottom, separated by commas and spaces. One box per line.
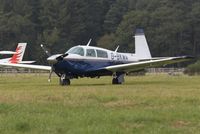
135, 29, 152, 60
9, 43, 27, 63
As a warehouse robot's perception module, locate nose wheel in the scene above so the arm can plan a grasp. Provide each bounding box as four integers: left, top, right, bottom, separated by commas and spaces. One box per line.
59, 74, 71, 86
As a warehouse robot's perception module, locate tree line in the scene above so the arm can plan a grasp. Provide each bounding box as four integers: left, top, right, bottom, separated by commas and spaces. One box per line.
0, 0, 200, 64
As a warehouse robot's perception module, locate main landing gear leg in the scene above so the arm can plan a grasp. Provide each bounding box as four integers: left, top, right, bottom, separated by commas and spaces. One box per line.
112, 73, 125, 85
59, 74, 71, 86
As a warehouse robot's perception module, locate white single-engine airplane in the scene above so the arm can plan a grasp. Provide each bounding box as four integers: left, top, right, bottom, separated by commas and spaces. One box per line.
0, 43, 35, 64
0, 29, 193, 86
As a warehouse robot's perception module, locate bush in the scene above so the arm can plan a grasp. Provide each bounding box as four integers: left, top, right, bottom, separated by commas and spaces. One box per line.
184, 61, 200, 76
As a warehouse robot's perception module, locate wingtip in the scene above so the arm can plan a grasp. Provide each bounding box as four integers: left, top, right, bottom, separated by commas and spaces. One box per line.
175, 55, 196, 61
185, 56, 196, 60
182, 56, 195, 59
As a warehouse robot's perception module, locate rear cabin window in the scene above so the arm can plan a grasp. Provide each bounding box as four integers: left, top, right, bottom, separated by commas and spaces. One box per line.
86, 49, 96, 57
96, 50, 108, 58
67, 47, 84, 56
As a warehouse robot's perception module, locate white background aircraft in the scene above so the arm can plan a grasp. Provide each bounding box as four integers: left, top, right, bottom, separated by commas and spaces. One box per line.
0, 51, 16, 55
0, 43, 35, 64
0, 30, 192, 86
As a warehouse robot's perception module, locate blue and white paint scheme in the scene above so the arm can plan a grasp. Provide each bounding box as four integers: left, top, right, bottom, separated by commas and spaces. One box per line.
47, 29, 152, 78
0, 29, 193, 86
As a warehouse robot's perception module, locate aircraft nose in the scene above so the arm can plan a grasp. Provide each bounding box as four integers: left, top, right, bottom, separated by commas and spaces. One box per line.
47, 54, 62, 64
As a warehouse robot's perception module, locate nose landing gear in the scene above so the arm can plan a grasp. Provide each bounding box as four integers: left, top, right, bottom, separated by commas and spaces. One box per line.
59, 74, 71, 86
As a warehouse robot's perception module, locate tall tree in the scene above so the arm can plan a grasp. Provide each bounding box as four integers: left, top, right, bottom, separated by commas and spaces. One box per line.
103, 0, 128, 33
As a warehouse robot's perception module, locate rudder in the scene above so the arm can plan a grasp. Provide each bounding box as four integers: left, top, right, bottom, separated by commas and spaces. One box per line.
9, 43, 27, 63
135, 29, 152, 60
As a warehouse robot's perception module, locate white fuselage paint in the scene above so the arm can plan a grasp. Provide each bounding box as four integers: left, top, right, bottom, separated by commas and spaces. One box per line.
47, 45, 149, 64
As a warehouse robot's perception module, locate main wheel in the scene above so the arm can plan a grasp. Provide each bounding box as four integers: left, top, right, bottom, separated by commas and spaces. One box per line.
112, 78, 123, 85
65, 79, 70, 85
112, 78, 119, 84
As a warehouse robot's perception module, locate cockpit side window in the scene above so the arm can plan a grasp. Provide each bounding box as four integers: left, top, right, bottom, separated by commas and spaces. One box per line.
96, 50, 108, 58
86, 49, 96, 57
67, 47, 84, 56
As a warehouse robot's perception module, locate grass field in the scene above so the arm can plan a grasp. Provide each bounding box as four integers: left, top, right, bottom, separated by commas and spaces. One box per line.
0, 74, 200, 134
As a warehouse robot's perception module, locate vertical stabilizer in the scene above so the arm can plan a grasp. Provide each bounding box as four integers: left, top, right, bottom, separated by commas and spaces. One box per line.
9, 43, 27, 63
135, 29, 152, 60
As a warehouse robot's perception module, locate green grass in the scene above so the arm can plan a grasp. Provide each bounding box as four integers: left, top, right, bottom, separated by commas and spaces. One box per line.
0, 74, 200, 134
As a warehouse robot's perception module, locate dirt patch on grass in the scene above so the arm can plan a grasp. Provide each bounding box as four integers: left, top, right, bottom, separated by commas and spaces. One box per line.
103, 100, 135, 108
172, 120, 191, 128
120, 122, 145, 129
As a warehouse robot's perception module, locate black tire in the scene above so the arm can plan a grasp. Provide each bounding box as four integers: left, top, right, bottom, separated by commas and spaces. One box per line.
65, 79, 71, 85
60, 78, 65, 85
60, 77, 70, 86
112, 78, 122, 85
112, 78, 118, 84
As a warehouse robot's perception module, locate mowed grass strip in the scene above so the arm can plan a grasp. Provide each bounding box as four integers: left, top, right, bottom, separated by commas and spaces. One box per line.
0, 74, 200, 134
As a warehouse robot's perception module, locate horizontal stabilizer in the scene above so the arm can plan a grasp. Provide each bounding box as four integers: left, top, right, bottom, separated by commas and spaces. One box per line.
19, 61, 36, 64
0, 51, 16, 55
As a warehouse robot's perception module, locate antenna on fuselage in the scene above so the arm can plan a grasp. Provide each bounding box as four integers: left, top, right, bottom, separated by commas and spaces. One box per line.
86, 39, 92, 46
115, 45, 120, 52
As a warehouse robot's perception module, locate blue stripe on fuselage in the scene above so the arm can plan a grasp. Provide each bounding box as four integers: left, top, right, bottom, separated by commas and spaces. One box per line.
53, 59, 129, 75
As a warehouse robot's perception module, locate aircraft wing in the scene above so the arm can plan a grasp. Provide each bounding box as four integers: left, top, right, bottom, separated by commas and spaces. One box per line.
104, 56, 193, 73
0, 51, 16, 55
19, 61, 36, 64
0, 63, 51, 71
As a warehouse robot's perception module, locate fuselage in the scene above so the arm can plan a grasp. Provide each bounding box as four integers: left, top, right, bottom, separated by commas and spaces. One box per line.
47, 45, 143, 77
0, 58, 12, 63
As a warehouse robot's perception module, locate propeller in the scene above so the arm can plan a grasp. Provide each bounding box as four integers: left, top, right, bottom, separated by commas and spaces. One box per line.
48, 68, 54, 82
56, 53, 69, 61
40, 44, 55, 82
40, 44, 70, 82
41, 44, 51, 57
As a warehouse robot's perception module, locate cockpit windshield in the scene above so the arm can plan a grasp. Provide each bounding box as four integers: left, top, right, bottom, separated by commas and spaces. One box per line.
67, 47, 84, 56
